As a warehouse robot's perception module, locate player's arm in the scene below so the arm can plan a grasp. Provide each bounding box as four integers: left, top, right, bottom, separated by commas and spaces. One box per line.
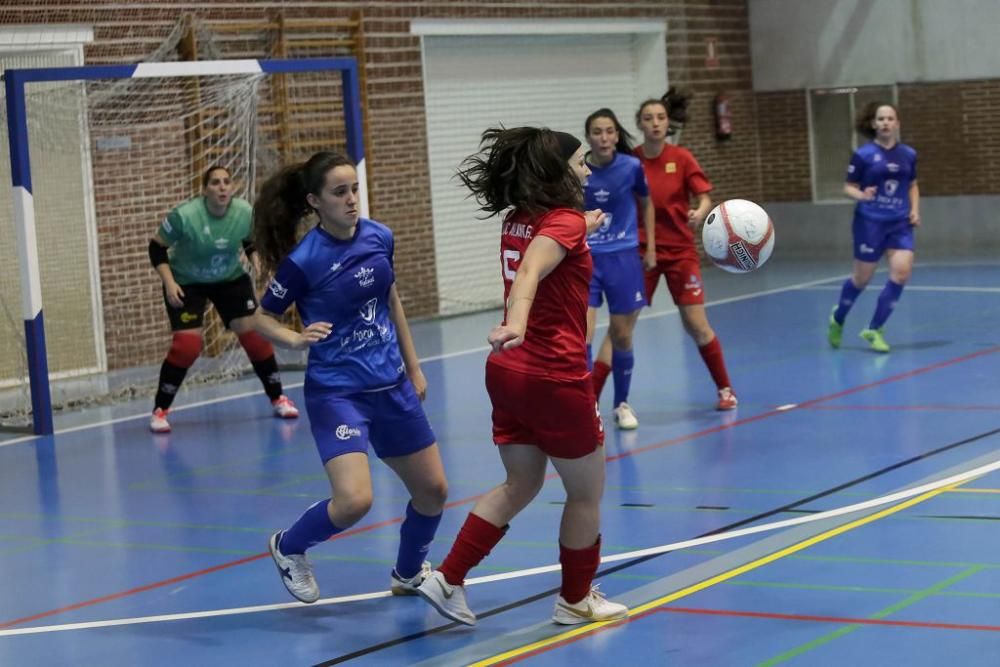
639, 195, 656, 269
149, 231, 185, 308
489, 235, 567, 352
688, 192, 712, 230
388, 283, 427, 400
844, 182, 877, 201
908, 180, 921, 226
250, 308, 330, 350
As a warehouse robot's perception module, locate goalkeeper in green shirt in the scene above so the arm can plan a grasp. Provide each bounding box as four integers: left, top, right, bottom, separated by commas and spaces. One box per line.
147, 165, 299, 433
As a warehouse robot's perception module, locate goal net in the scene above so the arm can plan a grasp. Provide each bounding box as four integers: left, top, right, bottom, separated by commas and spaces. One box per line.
1, 56, 363, 431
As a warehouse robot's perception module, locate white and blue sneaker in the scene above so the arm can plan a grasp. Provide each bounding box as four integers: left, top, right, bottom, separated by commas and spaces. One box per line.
268, 531, 320, 603
416, 570, 476, 626
391, 560, 432, 596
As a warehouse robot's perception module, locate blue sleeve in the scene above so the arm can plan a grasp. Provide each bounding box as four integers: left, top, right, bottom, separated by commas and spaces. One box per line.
260, 258, 308, 315
911, 152, 918, 181
846, 151, 866, 183
384, 226, 396, 271
632, 160, 650, 198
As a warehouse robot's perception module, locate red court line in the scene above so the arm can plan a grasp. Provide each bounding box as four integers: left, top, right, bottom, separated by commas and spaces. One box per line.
4, 345, 998, 630
800, 404, 1000, 412
654, 606, 1000, 632
492, 603, 1000, 665
607, 345, 1000, 463
0, 493, 485, 630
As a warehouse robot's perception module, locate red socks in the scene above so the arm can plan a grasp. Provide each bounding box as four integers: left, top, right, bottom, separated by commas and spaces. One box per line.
559, 537, 601, 604
698, 336, 732, 390
439, 513, 506, 586
592, 361, 612, 399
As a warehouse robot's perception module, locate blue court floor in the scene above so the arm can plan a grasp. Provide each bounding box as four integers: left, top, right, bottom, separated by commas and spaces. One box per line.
1, 257, 998, 666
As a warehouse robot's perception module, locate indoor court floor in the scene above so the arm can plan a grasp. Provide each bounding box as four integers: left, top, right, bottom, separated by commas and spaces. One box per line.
1, 256, 998, 666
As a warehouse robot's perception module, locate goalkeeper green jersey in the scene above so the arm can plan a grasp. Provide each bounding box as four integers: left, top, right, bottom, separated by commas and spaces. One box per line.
157, 196, 252, 284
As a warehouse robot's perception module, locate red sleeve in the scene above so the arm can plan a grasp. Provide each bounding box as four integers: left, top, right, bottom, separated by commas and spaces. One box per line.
536, 208, 586, 251
683, 150, 713, 195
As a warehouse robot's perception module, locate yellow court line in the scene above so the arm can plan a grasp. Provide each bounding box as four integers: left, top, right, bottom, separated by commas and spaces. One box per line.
947, 488, 1000, 494
471, 482, 963, 667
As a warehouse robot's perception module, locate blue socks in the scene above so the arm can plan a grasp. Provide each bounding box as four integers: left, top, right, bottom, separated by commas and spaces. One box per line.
870, 280, 904, 330
611, 348, 634, 407
279, 499, 442, 579
833, 278, 863, 325
279, 499, 342, 555
395, 501, 443, 578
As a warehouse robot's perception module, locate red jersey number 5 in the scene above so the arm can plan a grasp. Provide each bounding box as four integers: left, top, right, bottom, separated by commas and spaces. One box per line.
502, 249, 521, 281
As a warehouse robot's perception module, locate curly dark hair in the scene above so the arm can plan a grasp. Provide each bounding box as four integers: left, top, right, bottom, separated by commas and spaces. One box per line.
457, 126, 582, 218
855, 101, 899, 140
253, 151, 354, 276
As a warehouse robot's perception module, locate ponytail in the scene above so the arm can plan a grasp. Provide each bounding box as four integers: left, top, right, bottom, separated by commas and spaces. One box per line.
253, 164, 309, 277
253, 151, 355, 276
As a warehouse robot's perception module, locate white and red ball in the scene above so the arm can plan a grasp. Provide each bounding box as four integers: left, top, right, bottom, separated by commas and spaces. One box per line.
701, 199, 775, 274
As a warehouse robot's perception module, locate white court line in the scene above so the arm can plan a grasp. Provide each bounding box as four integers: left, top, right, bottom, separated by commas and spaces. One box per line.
1, 453, 995, 637
0, 272, 850, 449
801, 285, 1000, 293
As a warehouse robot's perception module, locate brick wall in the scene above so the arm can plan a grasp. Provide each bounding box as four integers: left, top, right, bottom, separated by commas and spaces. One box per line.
899, 79, 1000, 196
755, 90, 811, 202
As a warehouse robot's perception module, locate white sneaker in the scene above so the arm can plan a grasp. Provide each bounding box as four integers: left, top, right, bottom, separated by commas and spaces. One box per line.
149, 408, 171, 433
416, 570, 476, 626
268, 531, 320, 603
613, 402, 639, 430
390, 560, 432, 596
272, 395, 299, 419
552, 585, 628, 625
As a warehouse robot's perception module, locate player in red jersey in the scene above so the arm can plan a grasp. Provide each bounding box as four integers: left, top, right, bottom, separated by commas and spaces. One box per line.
635, 98, 738, 410
417, 127, 628, 627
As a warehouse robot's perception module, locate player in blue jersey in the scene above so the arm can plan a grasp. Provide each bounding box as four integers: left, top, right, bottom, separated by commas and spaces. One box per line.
828, 102, 920, 353
247, 152, 448, 604
582, 109, 655, 430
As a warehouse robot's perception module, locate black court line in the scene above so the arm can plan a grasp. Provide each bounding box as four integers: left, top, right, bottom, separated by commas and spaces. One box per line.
313, 426, 1000, 666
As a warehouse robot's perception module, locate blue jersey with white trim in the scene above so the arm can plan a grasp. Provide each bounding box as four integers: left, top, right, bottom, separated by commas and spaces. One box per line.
584, 152, 649, 253
846, 141, 918, 222
261, 218, 403, 393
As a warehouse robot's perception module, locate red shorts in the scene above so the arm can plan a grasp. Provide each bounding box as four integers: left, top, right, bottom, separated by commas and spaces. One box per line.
644, 258, 705, 306
485, 361, 604, 459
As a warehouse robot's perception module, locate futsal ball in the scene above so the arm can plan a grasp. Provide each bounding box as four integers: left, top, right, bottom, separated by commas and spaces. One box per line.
701, 199, 775, 274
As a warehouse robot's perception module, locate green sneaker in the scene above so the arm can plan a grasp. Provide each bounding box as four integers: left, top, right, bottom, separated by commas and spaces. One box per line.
827, 307, 843, 349
859, 328, 890, 353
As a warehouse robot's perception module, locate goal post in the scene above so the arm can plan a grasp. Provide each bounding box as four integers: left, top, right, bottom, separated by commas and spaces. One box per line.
3, 57, 366, 435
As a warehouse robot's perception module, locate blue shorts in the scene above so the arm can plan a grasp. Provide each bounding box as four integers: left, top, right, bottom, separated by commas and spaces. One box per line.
852, 214, 914, 262
588, 248, 647, 314
305, 380, 436, 463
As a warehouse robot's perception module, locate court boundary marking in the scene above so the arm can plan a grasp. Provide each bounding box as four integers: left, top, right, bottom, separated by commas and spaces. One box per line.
468, 480, 973, 666
1, 454, 996, 639
0, 271, 852, 449
654, 606, 1000, 632
1, 347, 998, 634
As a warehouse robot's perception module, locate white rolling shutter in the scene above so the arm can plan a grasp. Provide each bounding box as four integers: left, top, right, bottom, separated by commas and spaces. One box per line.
420, 28, 666, 314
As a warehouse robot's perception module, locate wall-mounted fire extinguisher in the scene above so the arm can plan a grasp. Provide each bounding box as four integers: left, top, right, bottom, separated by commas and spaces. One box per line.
714, 93, 732, 141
